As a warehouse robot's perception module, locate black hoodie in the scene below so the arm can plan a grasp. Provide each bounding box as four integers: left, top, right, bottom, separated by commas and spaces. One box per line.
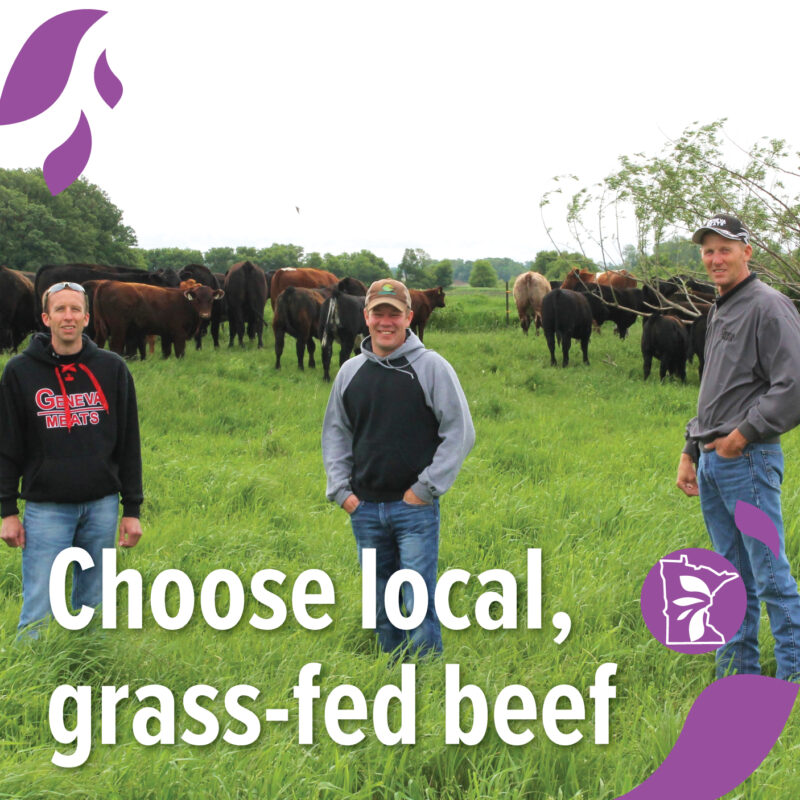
0, 333, 142, 517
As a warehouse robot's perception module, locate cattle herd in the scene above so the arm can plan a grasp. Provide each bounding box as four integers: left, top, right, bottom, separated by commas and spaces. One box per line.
0, 263, 447, 383
513, 267, 715, 381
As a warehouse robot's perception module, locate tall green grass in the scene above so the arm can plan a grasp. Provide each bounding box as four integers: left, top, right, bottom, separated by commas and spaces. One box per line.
0, 289, 797, 799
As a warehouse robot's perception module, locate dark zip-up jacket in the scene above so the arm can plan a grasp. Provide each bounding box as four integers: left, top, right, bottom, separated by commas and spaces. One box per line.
0, 333, 143, 517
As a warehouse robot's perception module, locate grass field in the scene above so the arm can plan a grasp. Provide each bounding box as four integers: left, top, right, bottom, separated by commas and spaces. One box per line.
1, 287, 798, 799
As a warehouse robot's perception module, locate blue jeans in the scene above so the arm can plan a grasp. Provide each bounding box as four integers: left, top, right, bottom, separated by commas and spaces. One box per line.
697, 443, 800, 681
350, 498, 442, 657
19, 494, 119, 636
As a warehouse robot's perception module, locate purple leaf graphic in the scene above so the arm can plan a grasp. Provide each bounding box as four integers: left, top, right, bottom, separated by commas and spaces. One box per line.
0, 9, 107, 125
94, 50, 122, 108
43, 112, 92, 196
616, 675, 798, 799
736, 500, 780, 558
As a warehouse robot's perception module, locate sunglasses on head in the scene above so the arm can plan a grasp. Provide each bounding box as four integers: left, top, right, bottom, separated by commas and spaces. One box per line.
45, 281, 86, 297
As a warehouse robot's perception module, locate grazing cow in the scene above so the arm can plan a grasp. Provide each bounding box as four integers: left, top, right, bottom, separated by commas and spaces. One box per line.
512, 271, 551, 334
179, 264, 225, 349
687, 315, 708, 381
269, 267, 339, 311
272, 285, 330, 370
560, 268, 597, 290
409, 287, 446, 342
34, 263, 179, 319
93, 280, 224, 359
224, 261, 268, 348
541, 289, 593, 367
0, 267, 35, 352
319, 289, 368, 381
573, 284, 644, 339
337, 276, 368, 297
641, 314, 690, 382
596, 269, 636, 288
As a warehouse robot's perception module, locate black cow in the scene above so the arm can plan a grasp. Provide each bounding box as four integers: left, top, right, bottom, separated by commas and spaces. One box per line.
549, 280, 562, 290
541, 289, 593, 367
273, 285, 331, 369
687, 315, 708, 381
319, 289, 368, 381
225, 261, 268, 348
179, 264, 224, 348
0, 267, 35, 352
641, 314, 690, 382
573, 284, 643, 339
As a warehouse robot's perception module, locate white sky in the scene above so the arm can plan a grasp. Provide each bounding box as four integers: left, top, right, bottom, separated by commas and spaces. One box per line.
1, 1, 797, 268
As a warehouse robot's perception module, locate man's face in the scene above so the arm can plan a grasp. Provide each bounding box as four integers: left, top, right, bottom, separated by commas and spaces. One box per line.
700, 232, 752, 294
42, 289, 89, 351
364, 303, 413, 356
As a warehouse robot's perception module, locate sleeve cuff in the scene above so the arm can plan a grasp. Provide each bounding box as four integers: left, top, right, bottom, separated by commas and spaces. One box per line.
1, 499, 19, 518
122, 502, 141, 518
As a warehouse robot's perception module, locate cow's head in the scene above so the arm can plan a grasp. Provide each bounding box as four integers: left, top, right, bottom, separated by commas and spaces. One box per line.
183, 285, 225, 319
432, 286, 446, 308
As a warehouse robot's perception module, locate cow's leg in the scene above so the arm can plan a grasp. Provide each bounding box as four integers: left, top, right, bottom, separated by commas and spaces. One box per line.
161, 336, 172, 359
295, 336, 305, 370
256, 318, 264, 349
580, 335, 590, 365
642, 350, 652, 380
659, 360, 668, 381
174, 337, 187, 358
534, 313, 542, 336
545, 331, 557, 366
322, 342, 333, 382
108, 324, 126, 355
340, 334, 355, 367
417, 323, 425, 342
211, 318, 220, 348
307, 337, 316, 368
274, 327, 284, 369
561, 335, 571, 368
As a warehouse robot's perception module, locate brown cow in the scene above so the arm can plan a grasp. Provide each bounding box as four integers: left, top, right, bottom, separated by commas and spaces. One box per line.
0, 267, 35, 352
93, 280, 224, 358
409, 287, 446, 342
269, 267, 338, 311
512, 271, 550, 334
272, 285, 331, 369
596, 269, 636, 288
560, 268, 597, 291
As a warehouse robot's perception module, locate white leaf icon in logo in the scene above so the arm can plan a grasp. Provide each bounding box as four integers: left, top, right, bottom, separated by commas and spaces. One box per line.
689, 608, 707, 641
679, 575, 712, 596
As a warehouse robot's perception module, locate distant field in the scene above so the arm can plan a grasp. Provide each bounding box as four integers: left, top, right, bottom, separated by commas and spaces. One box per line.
0, 288, 797, 799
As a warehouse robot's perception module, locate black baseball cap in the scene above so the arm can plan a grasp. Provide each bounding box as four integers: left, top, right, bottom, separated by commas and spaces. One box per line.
692, 213, 751, 245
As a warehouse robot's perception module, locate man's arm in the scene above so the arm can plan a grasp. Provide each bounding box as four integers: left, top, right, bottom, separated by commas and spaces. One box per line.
0, 368, 26, 519
676, 452, 699, 497
0, 515, 25, 548
322, 370, 356, 508
412, 355, 476, 503
116, 365, 143, 519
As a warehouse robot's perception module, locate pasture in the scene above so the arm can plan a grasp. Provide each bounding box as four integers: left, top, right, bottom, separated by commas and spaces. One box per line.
0, 287, 798, 799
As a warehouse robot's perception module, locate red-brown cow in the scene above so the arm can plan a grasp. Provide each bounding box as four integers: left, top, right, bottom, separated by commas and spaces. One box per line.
596, 269, 636, 288
269, 267, 339, 311
93, 280, 224, 358
512, 271, 550, 334
409, 287, 446, 342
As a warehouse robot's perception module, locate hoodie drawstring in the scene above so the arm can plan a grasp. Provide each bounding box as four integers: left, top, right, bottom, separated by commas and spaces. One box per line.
53, 363, 110, 432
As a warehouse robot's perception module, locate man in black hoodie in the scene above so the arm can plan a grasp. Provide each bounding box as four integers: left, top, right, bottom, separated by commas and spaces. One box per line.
0, 282, 143, 637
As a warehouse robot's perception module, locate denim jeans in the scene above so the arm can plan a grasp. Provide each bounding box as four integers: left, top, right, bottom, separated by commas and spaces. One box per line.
350, 498, 442, 657
19, 494, 119, 636
697, 443, 800, 681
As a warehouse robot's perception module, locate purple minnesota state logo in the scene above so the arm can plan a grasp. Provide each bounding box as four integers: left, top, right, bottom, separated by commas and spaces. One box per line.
0, 9, 122, 195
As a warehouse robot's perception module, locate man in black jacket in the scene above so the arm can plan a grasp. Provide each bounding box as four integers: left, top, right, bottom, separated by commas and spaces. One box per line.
0, 281, 143, 637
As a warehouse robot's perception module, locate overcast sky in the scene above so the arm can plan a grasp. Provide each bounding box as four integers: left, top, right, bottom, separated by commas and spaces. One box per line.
1, 1, 797, 268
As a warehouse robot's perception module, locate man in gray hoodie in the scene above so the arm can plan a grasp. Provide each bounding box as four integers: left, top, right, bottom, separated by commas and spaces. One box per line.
677, 214, 800, 681
322, 278, 474, 657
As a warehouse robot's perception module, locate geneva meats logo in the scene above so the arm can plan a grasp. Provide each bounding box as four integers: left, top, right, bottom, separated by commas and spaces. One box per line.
36, 387, 105, 429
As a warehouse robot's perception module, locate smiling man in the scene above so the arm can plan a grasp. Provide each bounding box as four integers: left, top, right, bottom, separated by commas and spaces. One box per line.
322, 278, 474, 658
0, 281, 143, 638
677, 214, 800, 681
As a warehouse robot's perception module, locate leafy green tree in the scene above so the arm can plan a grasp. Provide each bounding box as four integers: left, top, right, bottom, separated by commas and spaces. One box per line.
431, 259, 454, 288
234, 246, 259, 262
204, 247, 236, 272
469, 259, 498, 287
323, 250, 391, 284
398, 248, 434, 288
302, 251, 324, 269
0, 168, 140, 268
450, 259, 472, 283
143, 247, 205, 271
257, 243, 304, 271
544, 119, 800, 285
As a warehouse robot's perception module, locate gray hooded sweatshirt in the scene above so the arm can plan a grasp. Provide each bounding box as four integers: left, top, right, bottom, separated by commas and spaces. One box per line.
322, 330, 475, 506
